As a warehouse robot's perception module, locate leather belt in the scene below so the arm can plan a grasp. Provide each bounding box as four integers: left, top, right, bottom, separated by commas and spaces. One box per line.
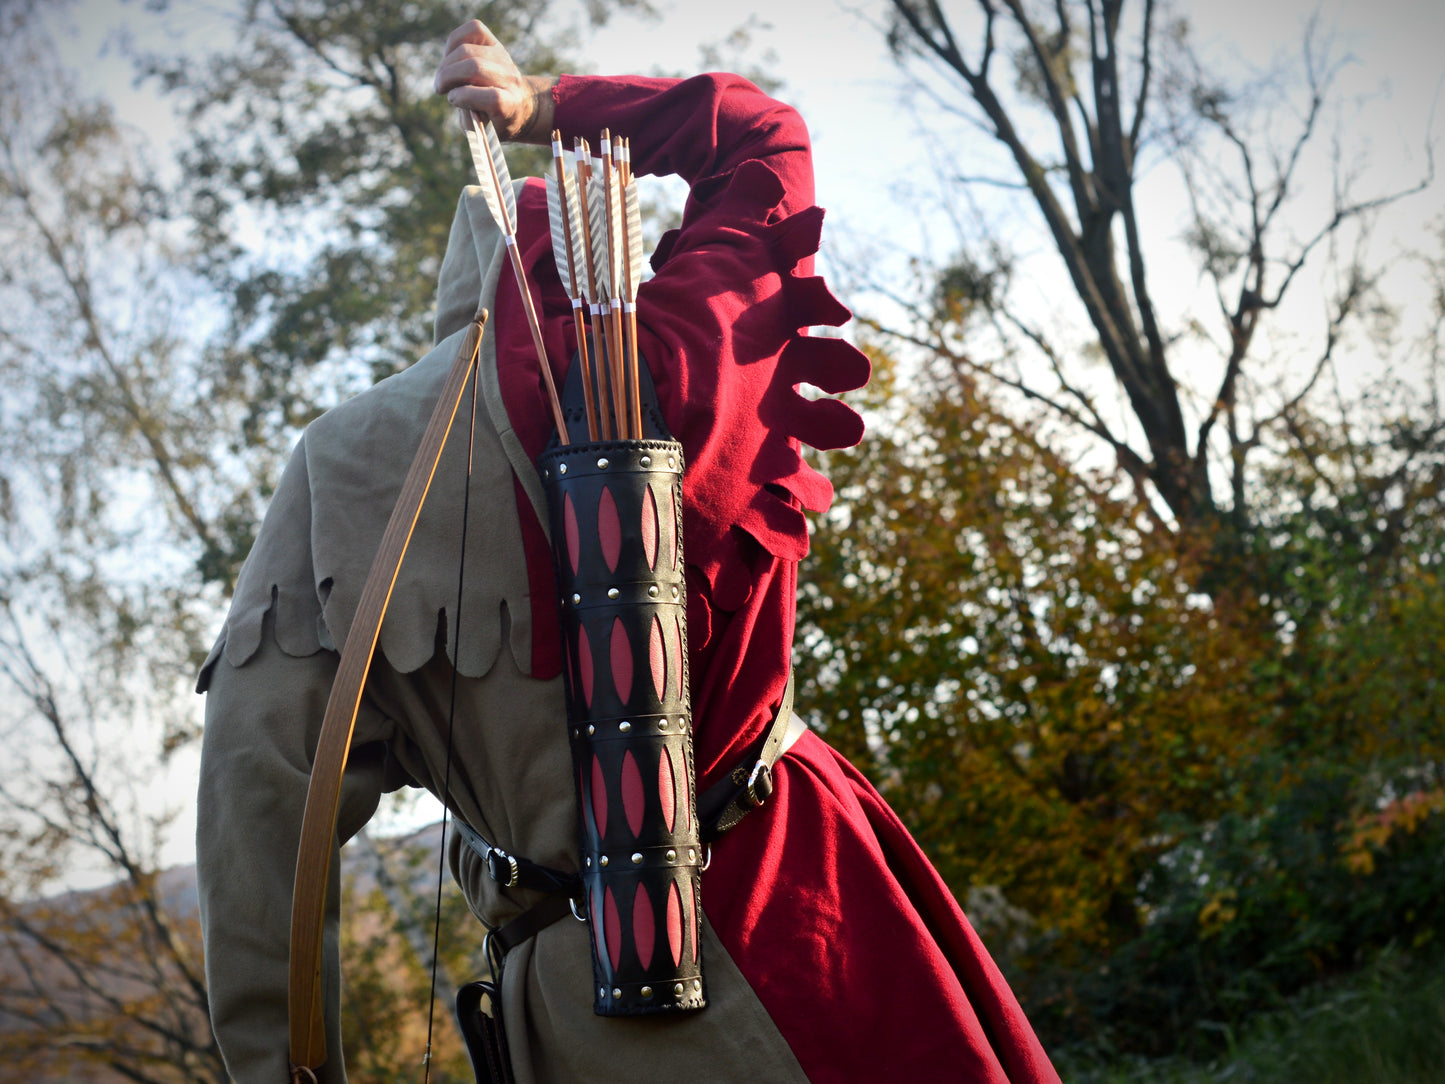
458, 669, 805, 890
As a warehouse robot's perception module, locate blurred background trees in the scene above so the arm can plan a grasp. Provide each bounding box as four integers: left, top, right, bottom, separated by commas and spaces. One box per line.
798, 0, 1445, 1068
1, 0, 1441, 1078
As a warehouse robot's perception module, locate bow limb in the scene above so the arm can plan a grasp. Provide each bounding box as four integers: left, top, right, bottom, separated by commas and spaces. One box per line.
287, 310, 488, 1077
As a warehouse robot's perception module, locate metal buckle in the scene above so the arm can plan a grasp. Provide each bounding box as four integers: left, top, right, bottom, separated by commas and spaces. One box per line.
487, 847, 520, 888
745, 759, 774, 808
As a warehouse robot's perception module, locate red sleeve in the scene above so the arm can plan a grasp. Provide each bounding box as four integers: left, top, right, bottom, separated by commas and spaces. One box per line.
552, 74, 870, 612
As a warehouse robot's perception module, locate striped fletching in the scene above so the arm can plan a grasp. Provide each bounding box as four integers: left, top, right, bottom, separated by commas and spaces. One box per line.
588, 171, 611, 301
466, 113, 517, 236
546, 170, 576, 298
605, 163, 624, 300
623, 178, 643, 301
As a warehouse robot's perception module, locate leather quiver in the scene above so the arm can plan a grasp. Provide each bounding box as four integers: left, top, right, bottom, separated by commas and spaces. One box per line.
537, 429, 706, 1017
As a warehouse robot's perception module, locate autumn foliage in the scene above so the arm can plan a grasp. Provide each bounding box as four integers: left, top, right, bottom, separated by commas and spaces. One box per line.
797, 347, 1445, 1057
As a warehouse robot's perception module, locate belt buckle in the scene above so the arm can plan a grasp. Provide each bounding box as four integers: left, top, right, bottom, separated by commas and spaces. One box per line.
487, 847, 520, 888
745, 759, 774, 808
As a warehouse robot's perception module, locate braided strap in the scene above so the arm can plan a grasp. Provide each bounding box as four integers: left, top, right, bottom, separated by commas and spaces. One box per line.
538, 437, 706, 1016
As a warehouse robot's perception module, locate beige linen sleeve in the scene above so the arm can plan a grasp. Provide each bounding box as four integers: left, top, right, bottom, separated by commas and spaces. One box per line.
196, 613, 394, 1084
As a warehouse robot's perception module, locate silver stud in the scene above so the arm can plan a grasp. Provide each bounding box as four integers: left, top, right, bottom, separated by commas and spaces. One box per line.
612, 987, 622, 999
689, 848, 697, 862
668, 456, 675, 469
600, 987, 607, 999
647, 584, 659, 598
671, 586, 679, 599
597, 457, 610, 469
693, 979, 702, 994
666, 849, 677, 862
674, 983, 685, 996
607, 587, 620, 599
640, 455, 652, 467
658, 719, 668, 731
600, 855, 609, 867
631, 852, 643, 865
572, 593, 581, 605
559, 462, 567, 474
619, 721, 632, 733
641, 985, 653, 998
587, 724, 595, 736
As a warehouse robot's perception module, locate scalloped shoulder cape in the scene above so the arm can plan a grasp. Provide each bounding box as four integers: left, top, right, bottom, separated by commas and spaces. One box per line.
198, 200, 531, 691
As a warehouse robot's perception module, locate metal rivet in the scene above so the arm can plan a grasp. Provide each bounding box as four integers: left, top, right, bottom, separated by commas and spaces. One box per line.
600, 855, 609, 867
658, 719, 668, 731
640, 455, 651, 467
619, 721, 631, 733
572, 593, 581, 605
641, 985, 653, 998
607, 587, 620, 599
647, 584, 659, 598
671, 586, 679, 599
631, 852, 643, 865
559, 462, 567, 474
600, 986, 607, 999
666, 849, 677, 862
689, 848, 697, 862
586, 857, 592, 867
674, 983, 685, 996
693, 979, 702, 994
668, 456, 675, 469
612, 987, 622, 999
543, 468, 549, 478
587, 724, 595, 736
597, 457, 610, 469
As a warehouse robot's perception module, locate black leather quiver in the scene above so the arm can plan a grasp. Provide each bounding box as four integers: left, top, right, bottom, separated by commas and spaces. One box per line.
537, 397, 705, 1017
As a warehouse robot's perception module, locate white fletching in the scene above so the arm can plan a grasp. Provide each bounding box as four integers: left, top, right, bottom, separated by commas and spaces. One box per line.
588, 173, 611, 301
467, 113, 517, 236
545, 172, 575, 298
623, 178, 643, 301
606, 166, 624, 300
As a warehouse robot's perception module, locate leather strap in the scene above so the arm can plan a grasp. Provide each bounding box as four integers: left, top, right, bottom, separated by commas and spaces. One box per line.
698, 670, 802, 841
453, 671, 805, 958
452, 819, 580, 899
287, 313, 487, 1074
456, 980, 512, 1084
487, 892, 579, 957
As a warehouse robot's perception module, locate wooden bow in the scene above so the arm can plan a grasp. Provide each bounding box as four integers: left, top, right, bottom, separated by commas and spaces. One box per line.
287, 310, 487, 1078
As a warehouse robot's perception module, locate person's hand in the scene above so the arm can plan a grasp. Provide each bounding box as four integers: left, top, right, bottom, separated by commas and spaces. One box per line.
434, 20, 556, 144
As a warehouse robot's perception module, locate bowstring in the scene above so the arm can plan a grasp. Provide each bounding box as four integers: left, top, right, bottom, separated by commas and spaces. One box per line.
423, 327, 482, 1080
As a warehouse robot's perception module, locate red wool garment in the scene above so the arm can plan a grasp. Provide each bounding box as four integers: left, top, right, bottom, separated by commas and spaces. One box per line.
490, 72, 1060, 1083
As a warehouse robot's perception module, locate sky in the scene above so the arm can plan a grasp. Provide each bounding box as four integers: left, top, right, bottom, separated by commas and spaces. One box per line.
35, 0, 1445, 870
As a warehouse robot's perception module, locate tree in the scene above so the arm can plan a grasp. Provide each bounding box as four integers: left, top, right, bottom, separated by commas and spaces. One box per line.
338, 825, 491, 1082
0, 603, 225, 1081
138, 0, 653, 560
798, 346, 1270, 948
0, 7, 238, 1075
876, 0, 1435, 548
797, 328, 1445, 1059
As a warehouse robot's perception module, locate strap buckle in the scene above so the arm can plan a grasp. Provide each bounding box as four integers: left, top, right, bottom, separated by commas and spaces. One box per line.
745, 759, 774, 808
486, 847, 520, 889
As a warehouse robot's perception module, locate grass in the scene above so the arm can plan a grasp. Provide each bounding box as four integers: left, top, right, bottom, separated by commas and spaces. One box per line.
1061, 954, 1445, 1083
